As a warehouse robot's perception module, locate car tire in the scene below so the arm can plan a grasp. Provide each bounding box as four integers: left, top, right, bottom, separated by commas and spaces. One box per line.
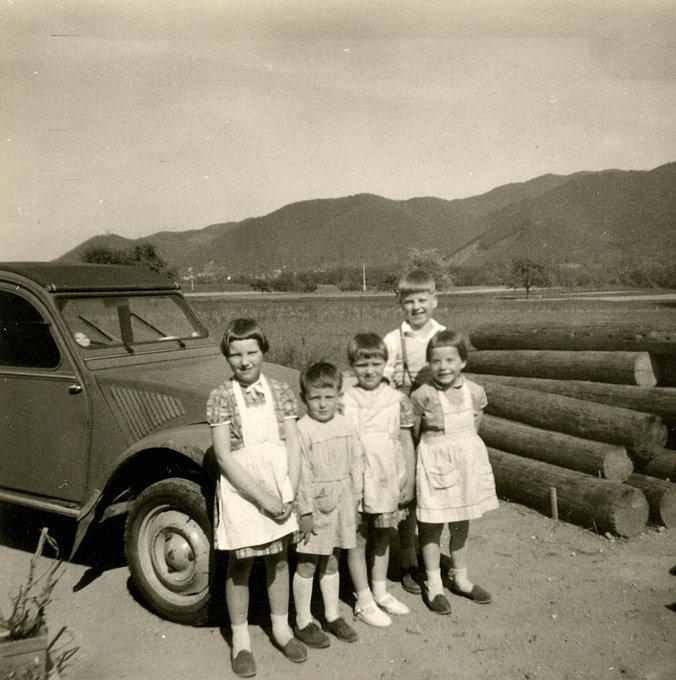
124, 477, 214, 625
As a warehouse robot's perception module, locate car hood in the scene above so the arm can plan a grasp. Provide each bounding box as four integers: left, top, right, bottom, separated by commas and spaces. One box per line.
94, 353, 301, 437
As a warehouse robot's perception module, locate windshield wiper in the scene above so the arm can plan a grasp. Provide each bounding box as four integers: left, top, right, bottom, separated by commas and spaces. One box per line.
131, 312, 185, 347
78, 315, 134, 354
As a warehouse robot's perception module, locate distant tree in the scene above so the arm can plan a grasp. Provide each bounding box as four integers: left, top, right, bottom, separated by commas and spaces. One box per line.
403, 248, 455, 290
510, 258, 549, 297
269, 271, 318, 293
82, 242, 177, 279
250, 279, 273, 293
378, 272, 400, 293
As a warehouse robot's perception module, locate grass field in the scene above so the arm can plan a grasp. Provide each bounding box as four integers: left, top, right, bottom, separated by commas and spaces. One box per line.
190, 290, 675, 373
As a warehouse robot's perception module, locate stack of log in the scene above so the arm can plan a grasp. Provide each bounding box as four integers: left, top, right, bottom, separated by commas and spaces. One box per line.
465, 323, 676, 537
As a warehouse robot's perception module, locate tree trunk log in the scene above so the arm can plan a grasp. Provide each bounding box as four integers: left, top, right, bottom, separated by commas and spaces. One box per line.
465, 374, 676, 426
625, 474, 676, 527
470, 324, 676, 355
487, 448, 648, 537
634, 447, 676, 482
466, 349, 657, 387
479, 415, 633, 482
473, 378, 667, 460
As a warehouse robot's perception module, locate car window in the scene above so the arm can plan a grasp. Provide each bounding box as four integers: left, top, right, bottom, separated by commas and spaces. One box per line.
59, 294, 206, 349
0, 290, 61, 368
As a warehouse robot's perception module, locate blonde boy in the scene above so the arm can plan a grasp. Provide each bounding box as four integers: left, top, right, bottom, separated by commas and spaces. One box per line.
383, 270, 446, 395
383, 269, 445, 594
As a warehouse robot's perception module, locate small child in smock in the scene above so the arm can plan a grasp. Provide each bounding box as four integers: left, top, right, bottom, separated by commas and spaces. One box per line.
410, 329, 499, 616
206, 318, 307, 677
342, 333, 416, 628
293, 362, 363, 648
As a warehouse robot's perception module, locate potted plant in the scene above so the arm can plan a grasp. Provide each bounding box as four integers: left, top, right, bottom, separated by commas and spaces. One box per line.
0, 528, 76, 680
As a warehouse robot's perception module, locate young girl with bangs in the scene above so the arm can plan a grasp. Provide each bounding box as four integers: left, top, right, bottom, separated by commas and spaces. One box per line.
207, 318, 307, 677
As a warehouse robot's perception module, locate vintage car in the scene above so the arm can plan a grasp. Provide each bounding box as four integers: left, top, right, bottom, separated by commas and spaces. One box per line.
0, 263, 299, 625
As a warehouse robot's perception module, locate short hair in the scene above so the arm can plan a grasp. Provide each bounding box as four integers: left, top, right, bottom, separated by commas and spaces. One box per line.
220, 318, 269, 356
426, 329, 469, 362
347, 333, 388, 365
396, 269, 437, 297
300, 361, 342, 399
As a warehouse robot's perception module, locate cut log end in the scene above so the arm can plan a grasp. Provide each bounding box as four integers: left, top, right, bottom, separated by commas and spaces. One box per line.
625, 474, 676, 528
610, 486, 650, 537
634, 353, 658, 388
602, 450, 635, 483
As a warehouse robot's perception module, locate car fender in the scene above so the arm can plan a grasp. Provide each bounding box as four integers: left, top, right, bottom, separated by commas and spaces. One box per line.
71, 423, 215, 558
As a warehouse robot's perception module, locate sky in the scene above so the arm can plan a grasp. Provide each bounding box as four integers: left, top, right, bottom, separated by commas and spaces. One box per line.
2, 0, 675, 261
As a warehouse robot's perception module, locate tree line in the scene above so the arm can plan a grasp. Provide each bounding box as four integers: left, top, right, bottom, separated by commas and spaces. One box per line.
83, 244, 675, 294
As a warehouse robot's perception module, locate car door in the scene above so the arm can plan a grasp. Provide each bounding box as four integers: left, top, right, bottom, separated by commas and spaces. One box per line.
0, 286, 89, 502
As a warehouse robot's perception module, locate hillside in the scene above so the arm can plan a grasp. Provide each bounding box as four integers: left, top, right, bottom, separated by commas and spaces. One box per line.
59, 163, 675, 275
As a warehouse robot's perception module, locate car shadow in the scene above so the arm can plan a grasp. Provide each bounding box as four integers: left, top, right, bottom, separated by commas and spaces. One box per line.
0, 501, 127, 591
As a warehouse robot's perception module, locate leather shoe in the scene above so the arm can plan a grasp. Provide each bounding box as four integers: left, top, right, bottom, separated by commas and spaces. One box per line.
231, 650, 256, 677
279, 637, 308, 663
401, 567, 422, 594
422, 587, 452, 615
449, 583, 492, 604
294, 622, 330, 648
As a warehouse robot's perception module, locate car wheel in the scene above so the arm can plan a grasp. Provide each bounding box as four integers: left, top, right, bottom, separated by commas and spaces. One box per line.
124, 477, 213, 625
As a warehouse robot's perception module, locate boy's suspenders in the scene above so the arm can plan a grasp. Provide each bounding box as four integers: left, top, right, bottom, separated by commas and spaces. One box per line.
399, 328, 415, 386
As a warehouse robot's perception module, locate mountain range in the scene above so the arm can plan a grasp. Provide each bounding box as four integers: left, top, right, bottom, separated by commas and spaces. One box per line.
59, 162, 676, 275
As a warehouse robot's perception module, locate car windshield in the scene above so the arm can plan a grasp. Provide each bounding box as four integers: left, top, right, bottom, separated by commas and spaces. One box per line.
58, 294, 207, 350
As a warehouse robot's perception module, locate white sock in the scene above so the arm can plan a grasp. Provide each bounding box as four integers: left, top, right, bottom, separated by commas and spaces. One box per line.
452, 567, 473, 592
231, 622, 251, 655
270, 613, 293, 647
293, 573, 314, 629
425, 569, 443, 598
319, 572, 340, 623
355, 588, 374, 609
372, 580, 388, 601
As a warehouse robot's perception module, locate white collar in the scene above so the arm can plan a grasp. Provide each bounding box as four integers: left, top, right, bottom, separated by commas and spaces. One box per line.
401, 318, 444, 338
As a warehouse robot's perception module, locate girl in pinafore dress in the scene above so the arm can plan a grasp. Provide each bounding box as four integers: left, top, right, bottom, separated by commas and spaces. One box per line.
342, 333, 416, 628
293, 362, 363, 648
410, 329, 498, 615
206, 318, 307, 677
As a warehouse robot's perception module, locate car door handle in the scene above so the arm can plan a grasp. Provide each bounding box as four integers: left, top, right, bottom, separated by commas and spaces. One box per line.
68, 383, 83, 394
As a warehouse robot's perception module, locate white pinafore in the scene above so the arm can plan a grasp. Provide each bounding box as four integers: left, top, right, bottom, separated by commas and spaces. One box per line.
214, 376, 298, 550
343, 386, 405, 514
416, 381, 498, 524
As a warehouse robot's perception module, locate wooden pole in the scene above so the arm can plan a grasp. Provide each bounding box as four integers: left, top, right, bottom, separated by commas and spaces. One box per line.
466, 349, 657, 387
625, 474, 676, 527
474, 378, 667, 461
465, 374, 676, 426
488, 448, 648, 537
469, 323, 676, 355
479, 414, 633, 481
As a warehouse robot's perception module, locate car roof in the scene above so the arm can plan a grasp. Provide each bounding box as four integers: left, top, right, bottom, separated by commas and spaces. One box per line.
0, 262, 180, 293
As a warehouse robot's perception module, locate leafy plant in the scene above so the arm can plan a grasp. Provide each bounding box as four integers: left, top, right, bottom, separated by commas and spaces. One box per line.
0, 529, 62, 642
1, 528, 78, 679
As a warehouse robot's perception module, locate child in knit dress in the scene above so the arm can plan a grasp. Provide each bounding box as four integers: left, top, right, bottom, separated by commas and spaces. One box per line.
410, 329, 499, 615
342, 333, 416, 628
293, 362, 363, 648
206, 318, 307, 677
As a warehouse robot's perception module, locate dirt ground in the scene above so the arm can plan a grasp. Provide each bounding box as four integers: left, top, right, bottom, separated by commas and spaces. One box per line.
1, 499, 674, 680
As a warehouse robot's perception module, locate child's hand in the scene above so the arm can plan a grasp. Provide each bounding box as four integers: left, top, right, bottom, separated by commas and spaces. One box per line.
258, 491, 284, 518
399, 480, 415, 506
273, 502, 293, 523
298, 514, 315, 543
